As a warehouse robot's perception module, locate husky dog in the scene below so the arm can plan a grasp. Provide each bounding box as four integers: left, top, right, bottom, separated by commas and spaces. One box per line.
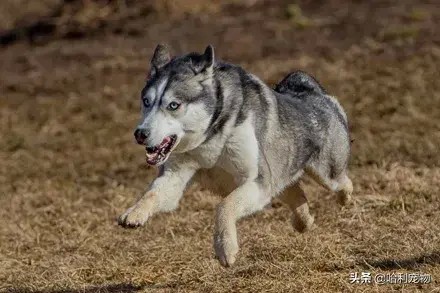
118, 44, 353, 267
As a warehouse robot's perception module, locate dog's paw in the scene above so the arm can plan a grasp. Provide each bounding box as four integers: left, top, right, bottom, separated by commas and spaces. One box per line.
336, 176, 353, 206
292, 214, 315, 233
214, 230, 239, 267
118, 204, 150, 228
336, 191, 352, 206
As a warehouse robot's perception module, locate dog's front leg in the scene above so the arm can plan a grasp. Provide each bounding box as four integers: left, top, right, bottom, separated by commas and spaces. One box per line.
214, 180, 271, 267
118, 161, 197, 228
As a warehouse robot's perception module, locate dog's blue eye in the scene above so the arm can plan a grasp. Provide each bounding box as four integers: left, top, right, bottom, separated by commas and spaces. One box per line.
167, 101, 180, 111
142, 98, 150, 108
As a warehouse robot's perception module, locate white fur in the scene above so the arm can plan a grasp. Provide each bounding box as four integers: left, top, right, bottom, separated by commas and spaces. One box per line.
217, 115, 259, 183
120, 115, 275, 266
118, 157, 198, 226
173, 102, 213, 153
143, 111, 183, 146
156, 78, 168, 100
214, 180, 269, 266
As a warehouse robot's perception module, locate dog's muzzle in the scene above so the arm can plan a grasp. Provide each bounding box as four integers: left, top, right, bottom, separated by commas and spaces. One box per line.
144, 135, 178, 166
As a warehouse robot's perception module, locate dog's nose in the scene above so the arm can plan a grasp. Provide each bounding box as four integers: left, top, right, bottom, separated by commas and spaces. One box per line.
134, 128, 148, 145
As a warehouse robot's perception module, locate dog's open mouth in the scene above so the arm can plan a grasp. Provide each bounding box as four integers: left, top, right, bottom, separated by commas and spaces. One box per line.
145, 135, 177, 165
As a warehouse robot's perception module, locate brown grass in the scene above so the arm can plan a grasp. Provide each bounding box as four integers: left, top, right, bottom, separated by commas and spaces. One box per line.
1, 0, 439, 292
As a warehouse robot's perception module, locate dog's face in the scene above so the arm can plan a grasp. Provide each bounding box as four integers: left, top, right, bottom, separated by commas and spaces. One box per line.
134, 44, 217, 166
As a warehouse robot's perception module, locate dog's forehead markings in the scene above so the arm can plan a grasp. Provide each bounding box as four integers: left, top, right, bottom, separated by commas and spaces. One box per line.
156, 77, 169, 102
144, 76, 169, 104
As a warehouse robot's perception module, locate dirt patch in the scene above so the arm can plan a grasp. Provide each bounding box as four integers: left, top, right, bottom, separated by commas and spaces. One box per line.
0, 0, 439, 292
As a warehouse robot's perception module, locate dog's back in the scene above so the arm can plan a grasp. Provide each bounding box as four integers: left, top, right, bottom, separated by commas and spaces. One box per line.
269, 70, 351, 191
275, 70, 348, 130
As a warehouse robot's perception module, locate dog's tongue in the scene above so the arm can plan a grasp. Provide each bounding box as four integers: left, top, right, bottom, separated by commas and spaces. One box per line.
145, 137, 171, 164
159, 136, 171, 147
145, 136, 175, 165
146, 137, 171, 155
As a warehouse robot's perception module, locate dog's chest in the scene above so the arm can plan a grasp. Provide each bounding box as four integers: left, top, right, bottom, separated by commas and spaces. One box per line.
218, 119, 259, 182
196, 118, 260, 183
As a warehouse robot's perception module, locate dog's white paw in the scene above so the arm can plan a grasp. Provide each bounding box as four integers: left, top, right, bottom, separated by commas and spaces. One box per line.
214, 230, 239, 267
118, 204, 150, 228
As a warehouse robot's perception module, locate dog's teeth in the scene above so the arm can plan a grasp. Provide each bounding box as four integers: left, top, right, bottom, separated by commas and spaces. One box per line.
144, 136, 175, 165
146, 152, 158, 160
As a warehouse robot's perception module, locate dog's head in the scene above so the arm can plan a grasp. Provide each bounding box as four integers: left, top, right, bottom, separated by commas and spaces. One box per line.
134, 44, 217, 166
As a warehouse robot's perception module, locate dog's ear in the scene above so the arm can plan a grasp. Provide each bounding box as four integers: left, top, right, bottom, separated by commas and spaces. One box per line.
190, 45, 215, 75
202, 45, 215, 70
150, 44, 171, 76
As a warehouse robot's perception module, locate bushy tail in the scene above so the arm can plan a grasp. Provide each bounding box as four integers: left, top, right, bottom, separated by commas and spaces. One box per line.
274, 70, 327, 96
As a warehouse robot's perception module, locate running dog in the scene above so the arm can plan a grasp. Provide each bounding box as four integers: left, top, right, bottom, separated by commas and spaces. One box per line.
118, 44, 353, 267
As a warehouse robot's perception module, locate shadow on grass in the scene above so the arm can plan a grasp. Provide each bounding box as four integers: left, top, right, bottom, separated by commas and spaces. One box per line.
5, 283, 143, 293
359, 251, 440, 270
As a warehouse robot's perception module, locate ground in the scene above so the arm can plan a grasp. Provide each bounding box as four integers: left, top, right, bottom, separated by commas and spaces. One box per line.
0, 0, 439, 292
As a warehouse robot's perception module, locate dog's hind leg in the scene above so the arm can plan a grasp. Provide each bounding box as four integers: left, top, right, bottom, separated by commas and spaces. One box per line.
279, 183, 314, 232
214, 180, 271, 267
306, 166, 353, 206
306, 133, 353, 206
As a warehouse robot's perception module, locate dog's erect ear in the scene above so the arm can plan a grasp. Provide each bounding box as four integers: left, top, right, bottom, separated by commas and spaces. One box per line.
150, 44, 171, 76
190, 45, 215, 74
202, 45, 215, 70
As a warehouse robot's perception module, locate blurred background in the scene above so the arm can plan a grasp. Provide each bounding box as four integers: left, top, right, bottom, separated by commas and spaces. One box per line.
0, 1, 439, 292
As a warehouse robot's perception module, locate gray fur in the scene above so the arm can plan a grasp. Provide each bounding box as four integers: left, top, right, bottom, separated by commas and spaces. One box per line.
120, 44, 353, 267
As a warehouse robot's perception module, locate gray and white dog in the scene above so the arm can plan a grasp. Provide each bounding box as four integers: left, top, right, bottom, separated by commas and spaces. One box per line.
118, 44, 353, 267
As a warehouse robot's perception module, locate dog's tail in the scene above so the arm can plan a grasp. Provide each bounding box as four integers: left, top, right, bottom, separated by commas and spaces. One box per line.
274, 70, 327, 96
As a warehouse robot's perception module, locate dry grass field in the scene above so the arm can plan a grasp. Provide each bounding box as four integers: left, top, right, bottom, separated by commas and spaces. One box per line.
1, 0, 439, 292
